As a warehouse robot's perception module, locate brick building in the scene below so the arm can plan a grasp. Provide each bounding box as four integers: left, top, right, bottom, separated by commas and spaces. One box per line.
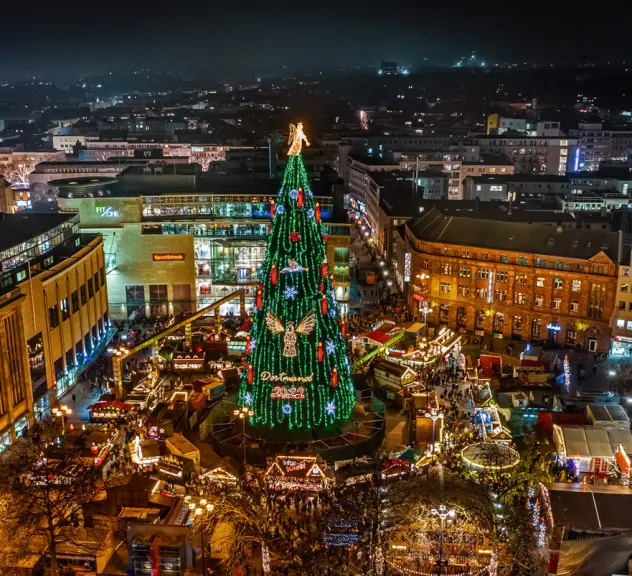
397, 206, 627, 352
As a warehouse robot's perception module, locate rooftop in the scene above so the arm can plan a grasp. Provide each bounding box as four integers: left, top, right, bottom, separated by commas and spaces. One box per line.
407, 205, 624, 261
0, 212, 76, 253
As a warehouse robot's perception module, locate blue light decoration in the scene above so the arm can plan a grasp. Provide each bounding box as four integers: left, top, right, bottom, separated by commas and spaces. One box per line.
326, 400, 336, 416
283, 285, 299, 300
326, 340, 336, 355
245, 392, 253, 406
307, 208, 315, 219
546, 322, 562, 332
283, 404, 292, 415
250, 338, 256, 352
289, 189, 299, 201
276, 205, 285, 215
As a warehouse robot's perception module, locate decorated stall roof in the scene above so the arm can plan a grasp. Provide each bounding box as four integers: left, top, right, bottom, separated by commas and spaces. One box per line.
265, 455, 328, 491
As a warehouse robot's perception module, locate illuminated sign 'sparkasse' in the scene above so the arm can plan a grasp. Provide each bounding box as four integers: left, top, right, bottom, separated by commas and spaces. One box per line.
153, 253, 185, 262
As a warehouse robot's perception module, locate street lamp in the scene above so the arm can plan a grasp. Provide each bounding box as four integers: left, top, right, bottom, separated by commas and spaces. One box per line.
233, 406, 254, 479
431, 504, 455, 574
422, 303, 433, 336
52, 405, 72, 436
425, 408, 443, 459
187, 496, 215, 575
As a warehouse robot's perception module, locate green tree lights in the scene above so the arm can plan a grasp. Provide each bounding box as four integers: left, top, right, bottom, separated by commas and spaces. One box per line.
237, 151, 354, 430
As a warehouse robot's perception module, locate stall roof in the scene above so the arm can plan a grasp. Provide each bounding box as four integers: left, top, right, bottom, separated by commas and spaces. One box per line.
560, 425, 632, 459
373, 360, 415, 379
405, 322, 425, 333
166, 433, 199, 457
588, 403, 630, 424
359, 329, 395, 346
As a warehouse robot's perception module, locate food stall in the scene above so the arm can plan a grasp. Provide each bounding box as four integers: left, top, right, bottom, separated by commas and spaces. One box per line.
165, 433, 200, 474
88, 399, 132, 423
172, 352, 205, 372
265, 455, 329, 492
131, 435, 162, 468
203, 465, 239, 487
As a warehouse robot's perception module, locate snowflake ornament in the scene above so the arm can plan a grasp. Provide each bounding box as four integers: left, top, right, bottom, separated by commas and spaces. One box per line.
283, 285, 299, 300
307, 189, 313, 197
329, 308, 337, 318
290, 189, 299, 200
325, 400, 336, 416
276, 205, 285, 215
307, 208, 315, 219
283, 404, 292, 415
245, 392, 253, 406
326, 339, 336, 355
250, 338, 256, 352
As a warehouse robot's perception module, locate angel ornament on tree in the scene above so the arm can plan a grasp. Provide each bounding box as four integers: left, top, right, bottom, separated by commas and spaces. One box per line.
287, 122, 310, 156
266, 310, 315, 357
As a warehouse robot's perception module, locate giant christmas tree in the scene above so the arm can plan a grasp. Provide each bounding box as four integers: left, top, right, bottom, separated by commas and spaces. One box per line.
237, 122, 354, 430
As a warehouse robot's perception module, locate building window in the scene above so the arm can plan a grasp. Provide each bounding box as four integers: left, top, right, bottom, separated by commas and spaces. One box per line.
88, 278, 94, 298
60, 298, 69, 321
589, 283, 606, 319
535, 294, 544, 307
627, 321, 632, 331
567, 324, 577, 344
553, 298, 561, 310
457, 307, 466, 327
80, 284, 87, 305
476, 310, 486, 329
617, 318, 625, 328
477, 269, 490, 280
514, 292, 527, 305
459, 267, 471, 278
49, 305, 59, 329
483, 252, 489, 260
441, 263, 452, 275
440, 282, 451, 294
531, 318, 541, 338
518, 256, 528, 266
439, 304, 449, 320
621, 283, 629, 293
570, 301, 579, 312
126, 285, 146, 305
100, 266, 105, 285
536, 277, 545, 288
476, 288, 488, 300
496, 271, 508, 283
498, 254, 508, 263
512, 316, 523, 335
16, 270, 26, 282
93, 272, 99, 291
620, 300, 627, 310
462, 249, 470, 258
516, 274, 528, 286
493, 313, 504, 333
422, 260, 429, 270
443, 247, 449, 255
495, 290, 507, 302
553, 277, 563, 290
71, 291, 79, 313
333, 248, 350, 282
572, 280, 581, 292
458, 285, 469, 297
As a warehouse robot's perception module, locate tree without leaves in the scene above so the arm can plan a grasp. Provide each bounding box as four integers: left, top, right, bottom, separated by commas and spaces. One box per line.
0, 437, 113, 575
1, 160, 31, 184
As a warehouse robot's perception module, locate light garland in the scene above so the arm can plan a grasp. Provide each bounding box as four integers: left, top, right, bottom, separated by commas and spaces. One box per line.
563, 354, 571, 392
386, 558, 493, 576
236, 128, 354, 430
262, 545, 271, 574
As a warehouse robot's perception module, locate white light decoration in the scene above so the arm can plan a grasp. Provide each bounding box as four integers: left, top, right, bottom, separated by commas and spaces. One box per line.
266, 309, 316, 357
287, 122, 310, 156
325, 400, 336, 416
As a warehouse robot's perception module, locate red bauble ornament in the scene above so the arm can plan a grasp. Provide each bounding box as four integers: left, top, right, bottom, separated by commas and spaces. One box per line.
315, 202, 321, 223
321, 294, 328, 315
256, 289, 263, 309
248, 364, 253, 385
318, 341, 323, 363
271, 264, 278, 286
323, 234, 328, 242
332, 367, 338, 388
290, 231, 300, 242
321, 259, 327, 279
270, 199, 275, 218
298, 188, 304, 209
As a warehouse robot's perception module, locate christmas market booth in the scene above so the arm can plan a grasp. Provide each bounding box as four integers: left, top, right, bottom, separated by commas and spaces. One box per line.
165, 433, 200, 474
265, 455, 330, 491
131, 435, 162, 468
172, 352, 206, 372
372, 359, 420, 406
203, 464, 239, 487
87, 399, 133, 423
380, 457, 414, 480
125, 375, 168, 412
335, 459, 375, 486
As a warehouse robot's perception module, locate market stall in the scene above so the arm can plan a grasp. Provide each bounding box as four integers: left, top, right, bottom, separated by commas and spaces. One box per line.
87, 400, 132, 423
165, 433, 200, 474
203, 465, 239, 487
265, 455, 329, 491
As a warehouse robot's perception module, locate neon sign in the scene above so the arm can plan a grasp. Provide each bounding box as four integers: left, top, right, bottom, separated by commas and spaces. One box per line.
546, 322, 561, 332
96, 206, 120, 218
404, 253, 411, 282
260, 371, 313, 384
270, 387, 305, 400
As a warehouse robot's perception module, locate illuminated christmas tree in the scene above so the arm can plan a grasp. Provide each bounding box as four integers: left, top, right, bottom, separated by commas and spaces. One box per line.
237, 122, 354, 429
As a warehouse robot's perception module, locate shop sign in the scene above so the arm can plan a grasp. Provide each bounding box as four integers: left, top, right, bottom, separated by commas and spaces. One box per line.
615, 336, 632, 343
153, 253, 185, 261
412, 293, 424, 302
96, 206, 120, 218
404, 253, 411, 282
546, 322, 562, 332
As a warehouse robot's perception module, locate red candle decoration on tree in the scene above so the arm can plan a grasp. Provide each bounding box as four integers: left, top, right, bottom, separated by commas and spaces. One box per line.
270, 199, 275, 218
321, 294, 328, 315
246, 335, 251, 354
321, 258, 327, 279
290, 231, 300, 242
323, 233, 328, 243
332, 367, 338, 388
318, 341, 323, 363
298, 187, 304, 209
315, 202, 321, 223
340, 319, 346, 337
267, 225, 271, 233
256, 289, 263, 309
248, 363, 253, 385
271, 264, 278, 285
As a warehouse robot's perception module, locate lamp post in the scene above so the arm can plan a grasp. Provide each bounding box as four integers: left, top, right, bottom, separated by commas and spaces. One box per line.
431, 504, 455, 575
421, 301, 433, 336
233, 406, 254, 480
425, 408, 443, 460
52, 405, 72, 436
186, 496, 214, 575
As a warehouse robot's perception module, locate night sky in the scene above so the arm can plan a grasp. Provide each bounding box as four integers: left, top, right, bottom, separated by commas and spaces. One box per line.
4, 0, 632, 79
